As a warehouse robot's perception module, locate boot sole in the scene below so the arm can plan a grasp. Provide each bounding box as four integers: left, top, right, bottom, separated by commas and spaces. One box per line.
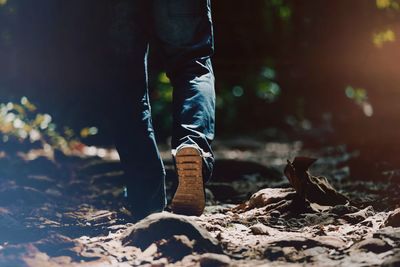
171, 147, 205, 216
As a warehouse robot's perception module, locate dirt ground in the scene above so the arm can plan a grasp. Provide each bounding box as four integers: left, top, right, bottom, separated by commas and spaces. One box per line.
0, 135, 399, 266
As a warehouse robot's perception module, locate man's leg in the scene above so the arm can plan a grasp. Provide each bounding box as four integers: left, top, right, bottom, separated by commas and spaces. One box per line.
152, 0, 216, 215
105, 0, 166, 219
152, 0, 216, 183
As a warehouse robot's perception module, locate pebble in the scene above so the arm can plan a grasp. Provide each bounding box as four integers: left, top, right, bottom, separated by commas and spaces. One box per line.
250, 223, 270, 235
199, 253, 231, 267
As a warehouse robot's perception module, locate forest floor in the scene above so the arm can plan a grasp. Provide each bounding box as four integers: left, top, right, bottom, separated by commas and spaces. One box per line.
0, 134, 399, 267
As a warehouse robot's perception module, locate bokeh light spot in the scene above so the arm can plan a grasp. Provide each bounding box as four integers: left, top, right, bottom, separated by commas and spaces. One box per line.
232, 86, 244, 97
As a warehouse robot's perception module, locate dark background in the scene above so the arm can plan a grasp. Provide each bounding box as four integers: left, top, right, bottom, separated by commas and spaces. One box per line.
1, 0, 399, 150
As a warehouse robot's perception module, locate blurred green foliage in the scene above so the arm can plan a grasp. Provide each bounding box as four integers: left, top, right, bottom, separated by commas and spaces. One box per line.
0, 97, 97, 154
268, 0, 292, 21
151, 72, 173, 134
1, 0, 400, 143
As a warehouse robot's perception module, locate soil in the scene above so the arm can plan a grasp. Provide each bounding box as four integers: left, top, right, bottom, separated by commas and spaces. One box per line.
0, 136, 399, 266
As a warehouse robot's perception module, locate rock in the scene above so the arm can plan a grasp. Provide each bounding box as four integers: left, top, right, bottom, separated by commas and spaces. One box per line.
157, 235, 195, 262
63, 207, 117, 228
121, 212, 222, 254
343, 206, 375, 224
329, 205, 359, 216
313, 236, 346, 249
250, 223, 269, 235
374, 227, 400, 242
352, 238, 392, 253
264, 236, 344, 263
382, 250, 400, 267
85, 210, 117, 226
385, 208, 400, 227
283, 246, 307, 262
233, 187, 320, 217
233, 188, 296, 212
199, 253, 231, 267
303, 246, 326, 257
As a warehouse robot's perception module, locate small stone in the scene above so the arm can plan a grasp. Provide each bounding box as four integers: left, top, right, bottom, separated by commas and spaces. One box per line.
281, 246, 302, 262
270, 210, 281, 218
149, 258, 169, 267
199, 253, 231, 267
303, 246, 326, 257
250, 223, 269, 235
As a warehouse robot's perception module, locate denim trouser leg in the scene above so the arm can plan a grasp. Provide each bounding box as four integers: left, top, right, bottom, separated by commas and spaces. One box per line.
106, 0, 215, 215
153, 0, 216, 182
112, 79, 167, 215
107, 0, 166, 215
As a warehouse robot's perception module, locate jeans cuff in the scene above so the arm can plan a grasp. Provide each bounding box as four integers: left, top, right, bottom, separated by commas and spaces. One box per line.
171, 143, 213, 158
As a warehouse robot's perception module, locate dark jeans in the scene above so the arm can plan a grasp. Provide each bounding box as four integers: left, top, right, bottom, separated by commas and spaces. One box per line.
102, 0, 216, 215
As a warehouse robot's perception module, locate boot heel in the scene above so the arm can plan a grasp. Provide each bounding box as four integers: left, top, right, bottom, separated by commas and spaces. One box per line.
171, 146, 205, 216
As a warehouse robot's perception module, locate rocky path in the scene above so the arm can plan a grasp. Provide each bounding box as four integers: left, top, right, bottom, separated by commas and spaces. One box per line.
0, 137, 399, 266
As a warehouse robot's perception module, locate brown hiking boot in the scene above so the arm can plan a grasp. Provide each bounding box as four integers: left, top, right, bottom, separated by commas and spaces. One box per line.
171, 145, 205, 216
